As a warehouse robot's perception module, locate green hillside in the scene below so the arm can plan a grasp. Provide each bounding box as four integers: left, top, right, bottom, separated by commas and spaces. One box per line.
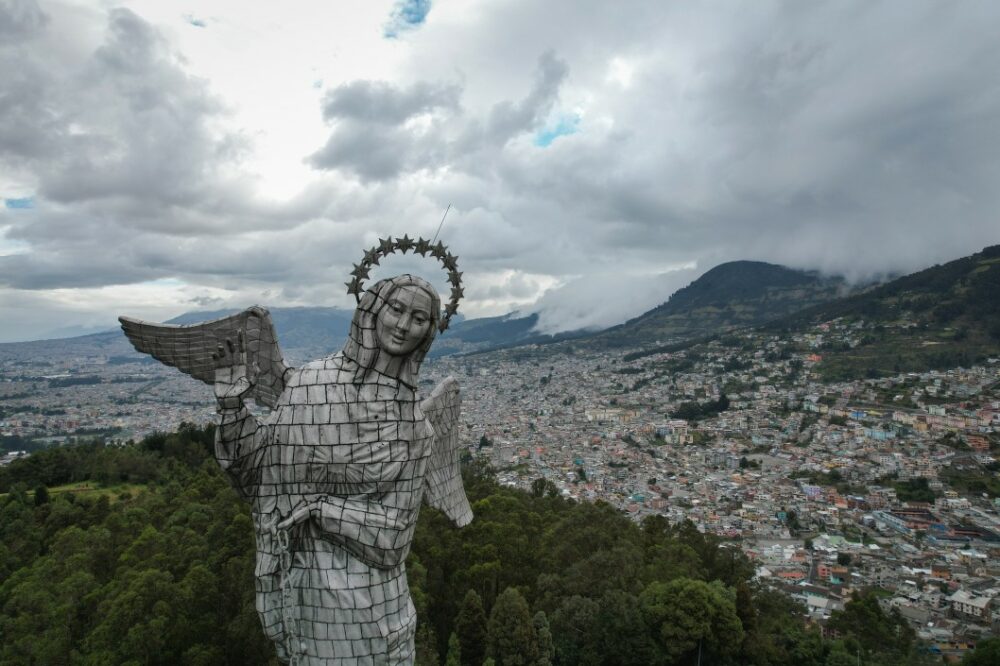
0, 426, 935, 665
768, 245, 1000, 379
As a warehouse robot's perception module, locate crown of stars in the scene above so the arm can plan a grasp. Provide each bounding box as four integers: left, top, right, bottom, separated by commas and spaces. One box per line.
347, 235, 463, 333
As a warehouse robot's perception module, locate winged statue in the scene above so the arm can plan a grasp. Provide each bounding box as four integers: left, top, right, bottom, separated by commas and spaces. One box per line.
120, 238, 472, 666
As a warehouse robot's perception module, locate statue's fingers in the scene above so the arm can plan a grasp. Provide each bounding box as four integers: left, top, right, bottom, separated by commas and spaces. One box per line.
239, 329, 249, 367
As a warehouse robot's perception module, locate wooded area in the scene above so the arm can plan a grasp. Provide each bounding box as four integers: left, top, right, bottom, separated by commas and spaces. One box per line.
0, 425, 982, 664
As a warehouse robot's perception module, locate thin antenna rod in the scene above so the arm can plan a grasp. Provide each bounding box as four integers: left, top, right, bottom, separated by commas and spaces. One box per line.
431, 204, 451, 244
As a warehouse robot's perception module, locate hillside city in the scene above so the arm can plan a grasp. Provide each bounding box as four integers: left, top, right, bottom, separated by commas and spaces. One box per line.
2, 313, 1000, 655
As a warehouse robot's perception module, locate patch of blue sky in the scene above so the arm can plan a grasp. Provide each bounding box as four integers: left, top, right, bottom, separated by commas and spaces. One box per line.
534, 113, 581, 147
183, 14, 207, 28
383, 0, 431, 38
146, 278, 187, 288
4, 197, 34, 209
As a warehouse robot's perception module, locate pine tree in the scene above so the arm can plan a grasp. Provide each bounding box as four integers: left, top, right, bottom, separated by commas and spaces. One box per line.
33, 485, 49, 506
445, 632, 462, 666
487, 587, 538, 666
415, 623, 440, 666
456, 589, 488, 666
531, 611, 553, 666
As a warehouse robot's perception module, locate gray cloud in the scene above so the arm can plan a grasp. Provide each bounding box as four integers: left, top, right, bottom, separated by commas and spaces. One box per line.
0, 0, 48, 41
321, 80, 460, 124
482, 51, 568, 145
395, 0, 1000, 286
309, 51, 568, 182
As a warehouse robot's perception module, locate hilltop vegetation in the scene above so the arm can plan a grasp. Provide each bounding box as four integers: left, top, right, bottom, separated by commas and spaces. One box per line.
0, 426, 941, 665
769, 245, 1000, 380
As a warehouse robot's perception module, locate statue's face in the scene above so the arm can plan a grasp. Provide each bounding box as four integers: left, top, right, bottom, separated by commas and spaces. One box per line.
375, 285, 434, 356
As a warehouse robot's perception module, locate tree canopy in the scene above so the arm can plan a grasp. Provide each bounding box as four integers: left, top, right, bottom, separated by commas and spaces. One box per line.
0, 426, 941, 665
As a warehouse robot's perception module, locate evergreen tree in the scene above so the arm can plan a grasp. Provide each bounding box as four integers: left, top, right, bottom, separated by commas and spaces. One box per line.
531, 611, 553, 666
445, 632, 462, 666
416, 623, 440, 666
735, 580, 759, 661
487, 587, 538, 666
548, 595, 601, 666
33, 484, 49, 506
456, 589, 488, 666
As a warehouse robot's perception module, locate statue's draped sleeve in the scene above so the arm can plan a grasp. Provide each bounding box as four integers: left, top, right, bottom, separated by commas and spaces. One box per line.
307, 376, 471, 570
314, 492, 420, 569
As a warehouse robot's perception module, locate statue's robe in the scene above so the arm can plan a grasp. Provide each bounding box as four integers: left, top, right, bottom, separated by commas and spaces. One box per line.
216, 353, 433, 665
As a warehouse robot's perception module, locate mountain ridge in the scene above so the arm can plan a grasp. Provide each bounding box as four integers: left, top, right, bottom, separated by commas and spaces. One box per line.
13, 248, 996, 371
0, 260, 857, 362
587, 260, 853, 348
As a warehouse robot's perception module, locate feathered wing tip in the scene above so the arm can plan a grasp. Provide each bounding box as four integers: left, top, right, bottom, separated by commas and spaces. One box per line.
421, 376, 473, 527
118, 306, 292, 409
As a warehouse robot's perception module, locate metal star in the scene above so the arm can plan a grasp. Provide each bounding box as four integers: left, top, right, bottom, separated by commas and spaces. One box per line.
451, 286, 464, 300
345, 279, 363, 297
442, 253, 459, 271
414, 237, 432, 256
448, 271, 463, 287
350, 263, 370, 280
379, 237, 396, 255
396, 234, 415, 253
363, 247, 381, 266
438, 319, 450, 333
431, 242, 448, 259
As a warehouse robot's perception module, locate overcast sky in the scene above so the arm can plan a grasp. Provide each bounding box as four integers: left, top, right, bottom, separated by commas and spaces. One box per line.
2, 0, 999, 342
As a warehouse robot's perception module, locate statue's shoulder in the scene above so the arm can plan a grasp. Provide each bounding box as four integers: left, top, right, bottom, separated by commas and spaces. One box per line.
287, 354, 347, 387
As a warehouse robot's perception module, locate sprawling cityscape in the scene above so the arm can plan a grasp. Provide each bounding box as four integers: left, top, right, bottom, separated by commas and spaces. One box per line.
3, 311, 999, 653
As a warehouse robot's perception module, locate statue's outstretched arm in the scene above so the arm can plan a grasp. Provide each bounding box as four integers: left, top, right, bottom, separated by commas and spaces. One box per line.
213, 335, 270, 501
119, 305, 293, 409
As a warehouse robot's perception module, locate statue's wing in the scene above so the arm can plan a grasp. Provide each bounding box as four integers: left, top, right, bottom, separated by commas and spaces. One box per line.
420, 376, 473, 527
118, 306, 292, 409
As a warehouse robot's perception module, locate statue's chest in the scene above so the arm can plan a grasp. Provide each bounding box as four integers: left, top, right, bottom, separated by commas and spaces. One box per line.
269, 376, 432, 480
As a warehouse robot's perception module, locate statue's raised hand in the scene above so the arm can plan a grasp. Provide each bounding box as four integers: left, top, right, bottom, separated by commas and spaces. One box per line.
119, 306, 292, 409
212, 330, 256, 403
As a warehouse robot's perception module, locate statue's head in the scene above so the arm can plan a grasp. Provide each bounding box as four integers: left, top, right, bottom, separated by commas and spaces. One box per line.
341, 236, 461, 386
375, 282, 437, 356
343, 274, 441, 387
